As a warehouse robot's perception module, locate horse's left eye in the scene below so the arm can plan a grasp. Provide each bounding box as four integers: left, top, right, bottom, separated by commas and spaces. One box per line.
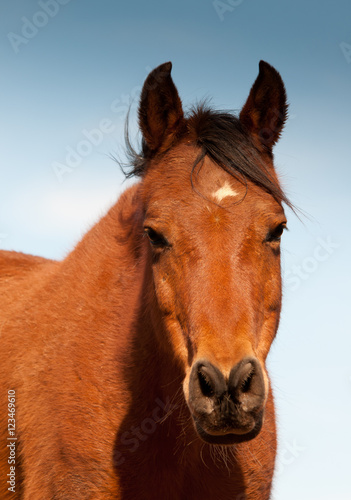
266, 223, 287, 243
144, 227, 169, 249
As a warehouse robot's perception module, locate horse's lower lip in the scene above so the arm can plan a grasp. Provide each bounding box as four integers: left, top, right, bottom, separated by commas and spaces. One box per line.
194, 419, 262, 445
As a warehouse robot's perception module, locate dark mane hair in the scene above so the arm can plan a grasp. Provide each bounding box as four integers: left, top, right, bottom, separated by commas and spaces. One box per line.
122, 104, 292, 208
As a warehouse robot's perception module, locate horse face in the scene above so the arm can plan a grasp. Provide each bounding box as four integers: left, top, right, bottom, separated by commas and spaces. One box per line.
141, 149, 286, 443
137, 61, 288, 444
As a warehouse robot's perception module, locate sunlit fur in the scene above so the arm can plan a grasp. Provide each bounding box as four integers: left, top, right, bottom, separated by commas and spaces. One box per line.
0, 61, 290, 499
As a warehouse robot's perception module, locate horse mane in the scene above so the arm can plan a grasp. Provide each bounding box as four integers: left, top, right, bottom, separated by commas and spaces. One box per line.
122, 103, 292, 208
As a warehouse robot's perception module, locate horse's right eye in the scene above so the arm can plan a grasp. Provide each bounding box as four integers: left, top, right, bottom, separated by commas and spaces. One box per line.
144, 227, 169, 249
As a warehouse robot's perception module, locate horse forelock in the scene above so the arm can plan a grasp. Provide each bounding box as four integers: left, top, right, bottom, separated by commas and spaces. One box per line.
122, 104, 292, 210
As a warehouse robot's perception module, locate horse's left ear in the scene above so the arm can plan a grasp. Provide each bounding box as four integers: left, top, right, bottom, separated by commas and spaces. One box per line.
139, 62, 185, 155
240, 61, 288, 151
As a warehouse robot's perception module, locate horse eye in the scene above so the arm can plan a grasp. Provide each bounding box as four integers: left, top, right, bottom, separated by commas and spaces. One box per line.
266, 223, 287, 243
144, 227, 169, 248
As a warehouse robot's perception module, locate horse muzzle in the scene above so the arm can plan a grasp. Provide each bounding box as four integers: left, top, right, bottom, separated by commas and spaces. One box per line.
187, 357, 266, 445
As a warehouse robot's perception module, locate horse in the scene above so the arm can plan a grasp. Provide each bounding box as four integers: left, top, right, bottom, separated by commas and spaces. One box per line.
0, 60, 291, 499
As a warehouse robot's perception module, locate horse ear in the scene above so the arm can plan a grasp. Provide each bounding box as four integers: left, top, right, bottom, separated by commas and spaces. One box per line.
240, 61, 288, 151
139, 62, 185, 154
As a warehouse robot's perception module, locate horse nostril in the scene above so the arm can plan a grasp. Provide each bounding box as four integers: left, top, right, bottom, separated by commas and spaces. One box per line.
240, 368, 254, 393
229, 358, 265, 412
189, 358, 265, 422
190, 361, 226, 403
198, 367, 215, 398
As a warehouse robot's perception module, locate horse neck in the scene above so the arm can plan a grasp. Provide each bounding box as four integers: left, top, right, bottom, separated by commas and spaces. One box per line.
129, 267, 186, 417
60, 185, 202, 466
61, 184, 184, 409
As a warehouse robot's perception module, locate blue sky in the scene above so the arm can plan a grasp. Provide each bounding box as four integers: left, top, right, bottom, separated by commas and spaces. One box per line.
1, 1, 351, 498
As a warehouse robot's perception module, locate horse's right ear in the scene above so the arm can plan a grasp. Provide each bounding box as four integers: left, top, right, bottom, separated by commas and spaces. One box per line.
138, 62, 185, 155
